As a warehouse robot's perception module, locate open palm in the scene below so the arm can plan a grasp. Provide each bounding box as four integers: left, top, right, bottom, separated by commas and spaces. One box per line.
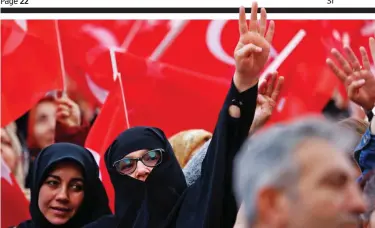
250, 72, 284, 133
234, 2, 275, 83
326, 35, 375, 111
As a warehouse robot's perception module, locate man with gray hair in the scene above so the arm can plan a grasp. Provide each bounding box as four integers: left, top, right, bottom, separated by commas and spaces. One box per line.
233, 117, 366, 228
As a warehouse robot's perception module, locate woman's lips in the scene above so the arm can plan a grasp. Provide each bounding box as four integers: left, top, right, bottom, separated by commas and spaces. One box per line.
50, 206, 71, 216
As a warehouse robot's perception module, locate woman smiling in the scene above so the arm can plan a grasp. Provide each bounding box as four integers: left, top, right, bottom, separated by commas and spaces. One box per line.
16, 143, 111, 228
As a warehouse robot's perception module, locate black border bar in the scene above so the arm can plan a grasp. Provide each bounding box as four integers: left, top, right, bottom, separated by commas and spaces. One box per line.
1, 7, 375, 14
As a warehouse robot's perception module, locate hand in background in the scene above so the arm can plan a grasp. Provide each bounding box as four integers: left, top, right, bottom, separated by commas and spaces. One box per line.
250, 72, 284, 134
233, 2, 275, 92
326, 40, 375, 111
55, 93, 82, 128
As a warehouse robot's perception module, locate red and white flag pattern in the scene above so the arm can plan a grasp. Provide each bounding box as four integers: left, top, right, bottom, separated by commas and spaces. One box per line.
1, 20, 64, 127
1, 19, 373, 214
1, 157, 30, 227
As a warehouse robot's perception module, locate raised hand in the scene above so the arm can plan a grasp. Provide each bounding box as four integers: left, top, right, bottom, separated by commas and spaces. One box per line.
233, 1, 275, 92
326, 40, 375, 111
55, 93, 82, 128
249, 72, 284, 133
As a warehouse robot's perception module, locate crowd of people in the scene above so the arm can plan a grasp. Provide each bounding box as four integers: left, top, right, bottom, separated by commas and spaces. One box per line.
2, 2, 375, 228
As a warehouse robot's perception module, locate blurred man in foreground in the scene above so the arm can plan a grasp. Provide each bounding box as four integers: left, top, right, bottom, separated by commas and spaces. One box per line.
234, 117, 366, 228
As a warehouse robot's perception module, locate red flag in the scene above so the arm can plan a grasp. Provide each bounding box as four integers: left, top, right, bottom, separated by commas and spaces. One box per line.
1, 20, 63, 127
1, 157, 30, 227
65, 20, 184, 106
58, 20, 136, 105
59, 20, 183, 106
85, 51, 230, 210
158, 20, 237, 80
262, 21, 338, 125
157, 20, 370, 123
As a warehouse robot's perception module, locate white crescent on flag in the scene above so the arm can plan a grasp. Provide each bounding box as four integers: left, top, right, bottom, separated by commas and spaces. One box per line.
2, 20, 28, 56
85, 73, 109, 104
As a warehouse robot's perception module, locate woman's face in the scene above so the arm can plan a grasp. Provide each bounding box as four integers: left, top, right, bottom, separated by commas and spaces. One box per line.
38, 161, 84, 225
125, 150, 153, 181
1, 128, 18, 172
114, 149, 164, 182
33, 101, 57, 149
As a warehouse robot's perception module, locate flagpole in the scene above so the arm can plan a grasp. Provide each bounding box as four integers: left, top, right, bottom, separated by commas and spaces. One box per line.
109, 48, 130, 129
149, 20, 188, 61
259, 29, 306, 82
54, 20, 68, 95
120, 20, 143, 50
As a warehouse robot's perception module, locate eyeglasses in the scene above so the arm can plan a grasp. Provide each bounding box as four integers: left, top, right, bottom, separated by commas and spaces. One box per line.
113, 149, 164, 175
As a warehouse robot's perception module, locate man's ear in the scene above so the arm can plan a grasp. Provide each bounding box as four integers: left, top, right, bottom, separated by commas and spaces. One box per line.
257, 187, 290, 226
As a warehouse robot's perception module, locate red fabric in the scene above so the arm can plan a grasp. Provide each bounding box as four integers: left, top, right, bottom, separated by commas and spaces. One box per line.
59, 20, 191, 106
1, 20, 63, 127
263, 21, 338, 125
122, 20, 175, 58
158, 20, 237, 80
85, 51, 230, 210
58, 20, 137, 105
1, 159, 30, 227
157, 20, 368, 126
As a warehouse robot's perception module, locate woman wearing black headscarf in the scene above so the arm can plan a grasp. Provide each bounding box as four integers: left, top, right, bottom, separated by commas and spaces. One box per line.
85, 2, 275, 228
16, 143, 111, 228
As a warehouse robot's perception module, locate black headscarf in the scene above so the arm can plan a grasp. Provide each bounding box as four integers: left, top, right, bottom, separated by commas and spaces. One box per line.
87, 126, 187, 228
85, 80, 258, 228
17, 143, 111, 228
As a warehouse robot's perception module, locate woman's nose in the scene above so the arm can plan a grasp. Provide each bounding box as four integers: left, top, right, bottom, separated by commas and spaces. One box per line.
134, 161, 150, 180
56, 187, 69, 202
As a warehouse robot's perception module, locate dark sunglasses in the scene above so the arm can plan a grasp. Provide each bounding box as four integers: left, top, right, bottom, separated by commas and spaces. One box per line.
113, 149, 164, 175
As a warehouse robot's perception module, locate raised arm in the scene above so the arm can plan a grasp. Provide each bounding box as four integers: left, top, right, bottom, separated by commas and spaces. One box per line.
174, 3, 277, 228
326, 34, 375, 177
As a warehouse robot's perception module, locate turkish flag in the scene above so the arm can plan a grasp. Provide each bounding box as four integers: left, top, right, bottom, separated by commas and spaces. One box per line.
58, 20, 136, 105
158, 20, 237, 80
158, 20, 371, 123
1, 157, 30, 227
121, 20, 190, 65
1, 20, 63, 127
85, 51, 230, 210
261, 21, 340, 125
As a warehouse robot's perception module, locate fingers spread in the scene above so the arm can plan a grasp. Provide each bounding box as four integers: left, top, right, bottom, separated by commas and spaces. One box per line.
369, 37, 375, 63
271, 76, 284, 101
259, 8, 267, 36
331, 48, 352, 75
266, 72, 276, 97
326, 58, 347, 82
249, 2, 258, 32
258, 77, 268, 95
360, 46, 371, 70
257, 94, 268, 104
265, 20, 275, 44
344, 46, 361, 71
238, 6, 248, 35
